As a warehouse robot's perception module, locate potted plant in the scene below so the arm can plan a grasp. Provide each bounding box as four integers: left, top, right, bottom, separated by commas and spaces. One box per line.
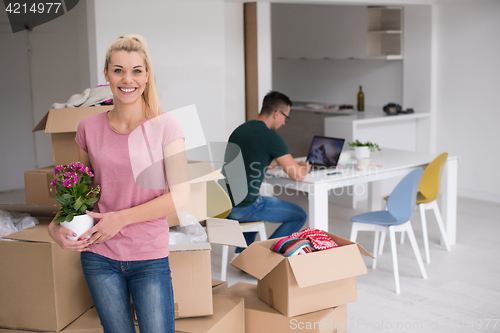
348, 140, 381, 159
50, 162, 100, 241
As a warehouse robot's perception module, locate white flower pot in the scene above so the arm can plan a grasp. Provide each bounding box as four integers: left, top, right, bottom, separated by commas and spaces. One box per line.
354, 146, 371, 159
60, 214, 94, 241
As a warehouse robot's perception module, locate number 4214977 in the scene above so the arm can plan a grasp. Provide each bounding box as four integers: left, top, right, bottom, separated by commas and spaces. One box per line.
5, 2, 62, 14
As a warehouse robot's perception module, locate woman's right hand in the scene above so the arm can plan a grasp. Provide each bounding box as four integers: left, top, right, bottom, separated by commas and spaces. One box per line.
48, 221, 90, 252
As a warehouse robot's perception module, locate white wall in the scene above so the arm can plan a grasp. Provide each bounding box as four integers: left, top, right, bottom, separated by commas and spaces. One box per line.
89, 0, 228, 160
434, 0, 500, 202
224, 2, 246, 138
0, 1, 90, 191
0, 22, 34, 191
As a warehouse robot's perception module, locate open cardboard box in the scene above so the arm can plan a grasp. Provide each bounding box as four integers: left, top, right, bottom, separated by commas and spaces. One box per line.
0, 204, 93, 332
221, 282, 347, 333
231, 231, 374, 317
33, 106, 109, 166
168, 218, 246, 319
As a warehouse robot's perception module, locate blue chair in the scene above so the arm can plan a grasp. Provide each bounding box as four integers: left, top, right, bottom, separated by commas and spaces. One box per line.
349, 168, 427, 294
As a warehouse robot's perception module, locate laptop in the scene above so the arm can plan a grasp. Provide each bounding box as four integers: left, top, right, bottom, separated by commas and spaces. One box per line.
305, 136, 345, 171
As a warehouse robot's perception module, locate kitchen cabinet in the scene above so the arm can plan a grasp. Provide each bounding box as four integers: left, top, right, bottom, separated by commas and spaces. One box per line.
367, 6, 403, 59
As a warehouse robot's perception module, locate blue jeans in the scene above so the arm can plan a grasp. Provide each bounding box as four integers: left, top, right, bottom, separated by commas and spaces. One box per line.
80, 252, 175, 333
228, 196, 307, 253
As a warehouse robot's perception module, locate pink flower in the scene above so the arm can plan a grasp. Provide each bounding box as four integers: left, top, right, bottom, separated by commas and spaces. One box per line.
50, 179, 57, 187
54, 166, 64, 174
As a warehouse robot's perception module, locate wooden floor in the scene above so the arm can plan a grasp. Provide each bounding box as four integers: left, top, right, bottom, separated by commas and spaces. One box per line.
2, 189, 499, 332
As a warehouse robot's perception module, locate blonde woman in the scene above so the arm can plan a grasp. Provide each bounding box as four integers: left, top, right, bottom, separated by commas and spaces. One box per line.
48, 34, 189, 333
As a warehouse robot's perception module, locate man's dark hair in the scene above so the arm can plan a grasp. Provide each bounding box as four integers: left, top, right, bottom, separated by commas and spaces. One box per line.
260, 91, 293, 116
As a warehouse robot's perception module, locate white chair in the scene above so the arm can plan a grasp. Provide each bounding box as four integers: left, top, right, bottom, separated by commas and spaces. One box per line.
380, 153, 451, 263
220, 221, 267, 281
206, 180, 268, 281
350, 168, 427, 294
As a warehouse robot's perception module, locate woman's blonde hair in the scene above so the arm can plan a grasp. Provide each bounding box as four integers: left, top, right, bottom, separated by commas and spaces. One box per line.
104, 34, 161, 119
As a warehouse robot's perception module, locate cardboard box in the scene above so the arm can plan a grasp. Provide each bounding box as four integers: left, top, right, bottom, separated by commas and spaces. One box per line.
167, 161, 224, 227
0, 204, 94, 332
33, 106, 109, 166
221, 282, 347, 333
231, 232, 373, 317
0, 307, 103, 333
24, 166, 59, 205
212, 279, 228, 294
172, 294, 244, 333
169, 218, 246, 319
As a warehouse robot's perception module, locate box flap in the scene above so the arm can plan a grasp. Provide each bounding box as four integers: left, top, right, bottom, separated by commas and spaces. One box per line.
33, 106, 109, 133
0, 204, 58, 217
230, 241, 285, 279
326, 231, 375, 259
169, 242, 211, 252
287, 243, 368, 288
188, 161, 225, 184
32, 111, 49, 132
4, 220, 54, 243
206, 218, 247, 248
174, 294, 244, 333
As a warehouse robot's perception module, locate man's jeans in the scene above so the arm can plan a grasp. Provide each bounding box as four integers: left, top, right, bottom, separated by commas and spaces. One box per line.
81, 252, 175, 333
227, 196, 307, 253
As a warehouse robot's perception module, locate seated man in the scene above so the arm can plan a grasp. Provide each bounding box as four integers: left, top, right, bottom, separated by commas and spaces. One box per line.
224, 91, 310, 255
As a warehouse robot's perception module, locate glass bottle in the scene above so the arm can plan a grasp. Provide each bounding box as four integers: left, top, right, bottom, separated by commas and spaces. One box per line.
357, 85, 364, 111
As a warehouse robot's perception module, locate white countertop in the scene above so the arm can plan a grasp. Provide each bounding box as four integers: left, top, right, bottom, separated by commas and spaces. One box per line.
290, 101, 358, 115
323, 106, 430, 124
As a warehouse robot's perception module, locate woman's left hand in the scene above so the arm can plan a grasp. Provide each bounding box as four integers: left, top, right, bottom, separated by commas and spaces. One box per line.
80, 210, 127, 245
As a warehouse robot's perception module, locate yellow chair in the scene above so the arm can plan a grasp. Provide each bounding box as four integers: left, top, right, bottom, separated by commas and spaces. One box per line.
380, 153, 451, 264
415, 152, 451, 263
206, 181, 267, 281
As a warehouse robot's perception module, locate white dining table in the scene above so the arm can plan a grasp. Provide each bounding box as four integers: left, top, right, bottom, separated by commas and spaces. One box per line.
263, 148, 458, 245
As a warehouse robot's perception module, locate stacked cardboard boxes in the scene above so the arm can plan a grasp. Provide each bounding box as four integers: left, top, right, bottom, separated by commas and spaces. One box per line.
0, 205, 94, 332
221, 282, 347, 333
24, 106, 110, 207
168, 218, 247, 319
0, 213, 246, 332
229, 232, 374, 330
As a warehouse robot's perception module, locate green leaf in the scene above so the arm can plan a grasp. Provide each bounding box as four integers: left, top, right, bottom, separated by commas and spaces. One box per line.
65, 213, 74, 222
74, 197, 83, 211
54, 215, 66, 223
86, 197, 99, 206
